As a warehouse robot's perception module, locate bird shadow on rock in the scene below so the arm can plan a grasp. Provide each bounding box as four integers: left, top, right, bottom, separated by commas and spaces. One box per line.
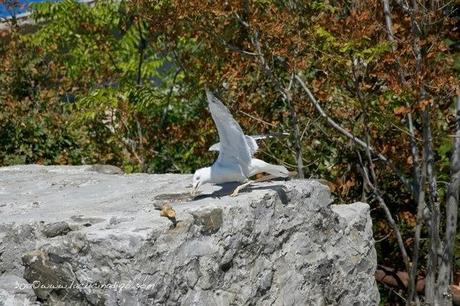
192, 182, 289, 205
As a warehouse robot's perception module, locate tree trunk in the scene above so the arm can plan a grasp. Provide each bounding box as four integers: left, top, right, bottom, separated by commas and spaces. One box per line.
437, 95, 460, 304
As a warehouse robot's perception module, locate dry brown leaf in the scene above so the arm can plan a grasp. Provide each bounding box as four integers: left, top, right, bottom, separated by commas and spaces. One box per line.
394, 106, 411, 116
160, 204, 176, 219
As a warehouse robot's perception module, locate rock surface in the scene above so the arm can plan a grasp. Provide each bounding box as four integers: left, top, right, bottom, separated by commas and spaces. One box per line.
0, 165, 379, 305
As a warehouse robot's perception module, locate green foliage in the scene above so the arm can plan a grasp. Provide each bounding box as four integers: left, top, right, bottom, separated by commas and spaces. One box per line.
0, 0, 212, 173
0, 1, 458, 304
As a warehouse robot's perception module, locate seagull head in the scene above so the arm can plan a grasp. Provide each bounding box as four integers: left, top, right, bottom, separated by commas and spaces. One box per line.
191, 167, 211, 196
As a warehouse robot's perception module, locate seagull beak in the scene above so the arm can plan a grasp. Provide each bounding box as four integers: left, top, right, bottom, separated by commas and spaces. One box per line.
191, 182, 200, 196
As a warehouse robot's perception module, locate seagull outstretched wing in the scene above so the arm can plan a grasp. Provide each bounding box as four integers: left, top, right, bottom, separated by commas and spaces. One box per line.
205, 89, 252, 172
208, 133, 289, 154
208, 135, 258, 155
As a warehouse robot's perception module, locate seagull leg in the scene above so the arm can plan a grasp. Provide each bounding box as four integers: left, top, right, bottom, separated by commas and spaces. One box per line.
230, 181, 253, 197
230, 174, 276, 197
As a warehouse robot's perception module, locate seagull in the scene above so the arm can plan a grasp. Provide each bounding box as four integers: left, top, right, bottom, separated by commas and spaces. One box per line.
191, 89, 290, 197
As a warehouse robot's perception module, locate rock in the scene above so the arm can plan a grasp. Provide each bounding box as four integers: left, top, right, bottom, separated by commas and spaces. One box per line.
0, 273, 36, 305
87, 164, 124, 175
42, 221, 72, 238
0, 165, 379, 305
191, 208, 223, 235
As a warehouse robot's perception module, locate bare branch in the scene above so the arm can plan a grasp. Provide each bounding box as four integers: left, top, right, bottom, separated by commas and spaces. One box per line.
160, 67, 182, 129
222, 42, 258, 57
294, 74, 413, 193
249, 30, 305, 178
357, 153, 411, 272
395, 0, 411, 13
382, 0, 397, 45
438, 95, 460, 304
382, 0, 421, 199
234, 12, 249, 28
136, 21, 146, 87
351, 57, 378, 183
238, 109, 278, 128
407, 156, 427, 305
423, 105, 442, 302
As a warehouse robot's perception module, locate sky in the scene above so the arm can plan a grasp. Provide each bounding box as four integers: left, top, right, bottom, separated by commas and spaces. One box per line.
0, 0, 48, 18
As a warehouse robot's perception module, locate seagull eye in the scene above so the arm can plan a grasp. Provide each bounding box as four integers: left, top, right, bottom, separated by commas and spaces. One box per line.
196, 176, 201, 181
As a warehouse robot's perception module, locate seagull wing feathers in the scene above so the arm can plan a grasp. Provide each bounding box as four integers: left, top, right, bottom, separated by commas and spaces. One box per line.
208, 135, 258, 156
205, 89, 252, 170
208, 133, 290, 154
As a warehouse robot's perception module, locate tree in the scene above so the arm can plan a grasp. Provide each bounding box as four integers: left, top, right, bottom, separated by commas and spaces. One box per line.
138, 0, 459, 303
0, 0, 459, 303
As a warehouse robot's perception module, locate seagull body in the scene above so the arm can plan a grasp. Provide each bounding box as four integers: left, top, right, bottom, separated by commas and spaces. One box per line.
191, 89, 289, 196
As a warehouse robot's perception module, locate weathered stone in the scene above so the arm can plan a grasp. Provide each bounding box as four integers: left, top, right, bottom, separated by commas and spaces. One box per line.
191, 208, 223, 235
87, 164, 124, 175
42, 221, 72, 238
0, 165, 379, 305
0, 273, 36, 305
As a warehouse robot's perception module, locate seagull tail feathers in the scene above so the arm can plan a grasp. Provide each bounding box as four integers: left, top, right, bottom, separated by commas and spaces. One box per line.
249, 158, 290, 178
264, 164, 290, 178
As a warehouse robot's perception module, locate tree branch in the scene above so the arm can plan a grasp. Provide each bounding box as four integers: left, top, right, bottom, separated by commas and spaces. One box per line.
357, 152, 411, 273
407, 156, 427, 305
423, 105, 442, 303
248, 28, 305, 178
294, 74, 413, 193
381, 0, 421, 200
134, 20, 147, 170
438, 95, 460, 304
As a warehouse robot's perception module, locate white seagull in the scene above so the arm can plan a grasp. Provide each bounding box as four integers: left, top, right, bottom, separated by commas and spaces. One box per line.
191, 89, 290, 197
